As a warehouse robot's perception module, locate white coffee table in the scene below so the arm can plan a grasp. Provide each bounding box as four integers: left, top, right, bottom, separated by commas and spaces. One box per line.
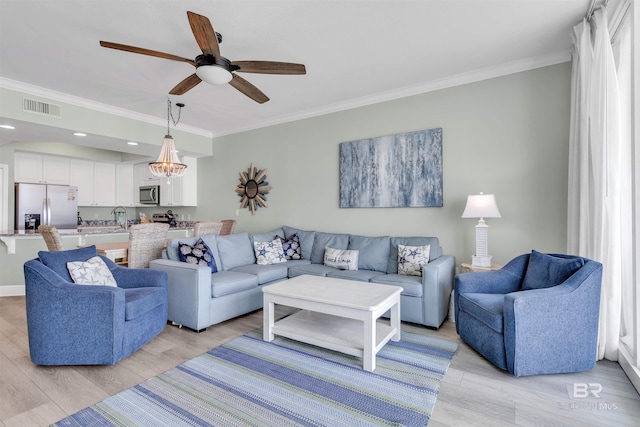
262, 275, 402, 371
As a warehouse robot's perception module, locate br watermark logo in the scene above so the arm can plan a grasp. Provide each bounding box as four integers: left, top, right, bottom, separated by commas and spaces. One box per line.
558, 383, 619, 410
573, 383, 602, 398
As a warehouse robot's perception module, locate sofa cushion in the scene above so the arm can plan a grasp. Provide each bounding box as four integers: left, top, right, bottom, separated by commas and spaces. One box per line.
251, 228, 285, 243
457, 292, 505, 333
311, 232, 349, 264
288, 263, 337, 278
210, 271, 258, 298
398, 244, 431, 276
326, 269, 386, 282
324, 247, 359, 270
216, 233, 255, 270
348, 235, 390, 272
178, 238, 218, 272
67, 256, 117, 287
281, 259, 311, 268
254, 239, 287, 265
521, 250, 585, 290
282, 226, 316, 261
276, 234, 302, 260
370, 274, 424, 297
123, 287, 166, 321
39, 245, 99, 282
232, 263, 289, 285
388, 237, 440, 273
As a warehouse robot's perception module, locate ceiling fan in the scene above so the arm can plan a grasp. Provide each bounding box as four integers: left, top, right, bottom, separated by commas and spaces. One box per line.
99, 11, 306, 104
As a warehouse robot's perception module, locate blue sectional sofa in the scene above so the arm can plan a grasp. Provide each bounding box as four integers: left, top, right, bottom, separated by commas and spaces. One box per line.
149, 225, 455, 331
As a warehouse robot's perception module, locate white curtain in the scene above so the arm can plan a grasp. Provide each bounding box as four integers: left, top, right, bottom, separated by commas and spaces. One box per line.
567, 5, 633, 361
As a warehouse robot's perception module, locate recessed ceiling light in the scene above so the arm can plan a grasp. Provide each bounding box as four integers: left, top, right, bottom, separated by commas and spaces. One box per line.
0, 124, 15, 129
73, 132, 87, 136
127, 141, 138, 146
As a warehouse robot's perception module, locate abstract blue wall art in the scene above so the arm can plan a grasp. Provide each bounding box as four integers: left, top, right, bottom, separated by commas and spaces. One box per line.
339, 128, 443, 208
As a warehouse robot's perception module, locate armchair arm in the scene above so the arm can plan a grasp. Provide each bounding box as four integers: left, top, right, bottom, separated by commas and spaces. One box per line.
421, 255, 455, 328
24, 260, 126, 365
455, 254, 528, 296
454, 254, 527, 328
149, 259, 212, 331
503, 261, 602, 376
100, 256, 167, 289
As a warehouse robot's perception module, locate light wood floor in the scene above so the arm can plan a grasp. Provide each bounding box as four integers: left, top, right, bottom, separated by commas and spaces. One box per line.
1, 295, 639, 427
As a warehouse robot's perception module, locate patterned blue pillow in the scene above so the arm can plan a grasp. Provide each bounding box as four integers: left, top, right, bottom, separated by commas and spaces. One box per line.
178, 238, 218, 272
254, 239, 287, 265
276, 234, 302, 260
398, 244, 431, 276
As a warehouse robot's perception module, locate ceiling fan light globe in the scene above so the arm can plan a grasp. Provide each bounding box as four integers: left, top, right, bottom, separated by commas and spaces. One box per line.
196, 65, 232, 85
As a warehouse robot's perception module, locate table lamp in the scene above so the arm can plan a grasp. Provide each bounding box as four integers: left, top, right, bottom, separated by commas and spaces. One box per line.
462, 192, 501, 268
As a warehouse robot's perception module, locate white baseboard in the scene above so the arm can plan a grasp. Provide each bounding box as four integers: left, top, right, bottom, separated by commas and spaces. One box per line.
0, 285, 25, 297
619, 345, 640, 395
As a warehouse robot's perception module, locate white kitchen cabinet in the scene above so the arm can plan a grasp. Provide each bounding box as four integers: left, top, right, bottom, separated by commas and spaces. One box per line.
134, 162, 160, 185
69, 159, 93, 206
94, 162, 116, 206
160, 156, 197, 207
70, 160, 116, 206
115, 164, 135, 207
14, 152, 70, 185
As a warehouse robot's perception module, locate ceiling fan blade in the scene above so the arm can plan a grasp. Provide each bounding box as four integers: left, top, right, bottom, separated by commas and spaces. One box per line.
169, 73, 202, 95
232, 61, 306, 75
99, 41, 195, 66
187, 11, 220, 58
229, 74, 269, 104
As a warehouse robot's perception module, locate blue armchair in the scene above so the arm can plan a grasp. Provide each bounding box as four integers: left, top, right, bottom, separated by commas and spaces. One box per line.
24, 245, 168, 365
455, 251, 602, 376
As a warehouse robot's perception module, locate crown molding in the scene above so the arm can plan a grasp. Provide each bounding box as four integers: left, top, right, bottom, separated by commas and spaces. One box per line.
1, 50, 571, 141
0, 78, 213, 138
211, 50, 572, 138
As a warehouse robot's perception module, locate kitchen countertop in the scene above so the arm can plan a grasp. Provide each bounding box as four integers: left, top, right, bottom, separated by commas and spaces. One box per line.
0, 222, 195, 254
0, 221, 196, 237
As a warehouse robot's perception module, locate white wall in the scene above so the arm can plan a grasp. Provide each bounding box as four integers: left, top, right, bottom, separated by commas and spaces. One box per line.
196, 63, 572, 267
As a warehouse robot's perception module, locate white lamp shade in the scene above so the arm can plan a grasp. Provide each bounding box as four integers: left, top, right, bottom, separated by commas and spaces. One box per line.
196, 65, 233, 85
148, 135, 187, 178
461, 193, 501, 218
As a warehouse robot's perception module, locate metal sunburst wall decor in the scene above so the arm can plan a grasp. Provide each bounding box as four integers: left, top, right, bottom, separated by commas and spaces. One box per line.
236, 163, 271, 215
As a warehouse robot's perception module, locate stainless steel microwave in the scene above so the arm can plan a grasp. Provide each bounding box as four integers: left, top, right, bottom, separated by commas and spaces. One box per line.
139, 185, 159, 205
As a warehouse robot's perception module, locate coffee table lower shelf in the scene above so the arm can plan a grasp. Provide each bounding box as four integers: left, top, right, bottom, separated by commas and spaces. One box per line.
271, 310, 397, 358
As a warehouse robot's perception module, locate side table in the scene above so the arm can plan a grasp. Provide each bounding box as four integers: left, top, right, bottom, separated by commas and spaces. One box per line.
449, 262, 503, 323
461, 262, 503, 273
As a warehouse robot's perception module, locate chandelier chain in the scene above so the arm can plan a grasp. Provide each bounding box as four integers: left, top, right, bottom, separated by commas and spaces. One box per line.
167, 98, 183, 134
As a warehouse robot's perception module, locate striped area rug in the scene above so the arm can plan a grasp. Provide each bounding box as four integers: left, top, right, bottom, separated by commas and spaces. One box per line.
52, 330, 457, 426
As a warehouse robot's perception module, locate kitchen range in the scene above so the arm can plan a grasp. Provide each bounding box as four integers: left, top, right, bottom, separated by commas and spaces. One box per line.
152, 210, 178, 228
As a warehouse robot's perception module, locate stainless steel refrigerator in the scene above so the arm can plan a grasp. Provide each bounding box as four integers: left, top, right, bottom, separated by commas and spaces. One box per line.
15, 183, 78, 231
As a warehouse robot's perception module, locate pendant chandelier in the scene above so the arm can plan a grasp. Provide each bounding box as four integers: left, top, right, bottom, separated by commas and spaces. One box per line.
148, 99, 187, 178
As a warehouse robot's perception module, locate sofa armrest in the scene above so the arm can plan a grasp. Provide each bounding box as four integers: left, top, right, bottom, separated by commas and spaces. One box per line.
149, 259, 212, 331
503, 261, 602, 376
420, 255, 455, 328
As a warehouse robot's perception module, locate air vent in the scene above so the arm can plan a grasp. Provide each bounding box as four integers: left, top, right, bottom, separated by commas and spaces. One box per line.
23, 97, 61, 117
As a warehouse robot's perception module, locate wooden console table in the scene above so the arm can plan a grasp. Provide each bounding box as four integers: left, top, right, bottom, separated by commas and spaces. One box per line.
80, 242, 128, 266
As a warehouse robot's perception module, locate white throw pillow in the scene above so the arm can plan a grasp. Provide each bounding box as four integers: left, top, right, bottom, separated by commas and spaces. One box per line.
398, 244, 431, 276
324, 247, 359, 271
254, 238, 287, 265
67, 256, 117, 287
